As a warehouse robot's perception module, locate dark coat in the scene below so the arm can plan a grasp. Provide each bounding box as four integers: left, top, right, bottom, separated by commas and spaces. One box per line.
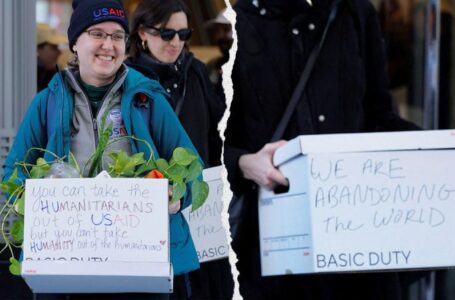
127, 50, 233, 300
225, 0, 421, 299
127, 50, 225, 167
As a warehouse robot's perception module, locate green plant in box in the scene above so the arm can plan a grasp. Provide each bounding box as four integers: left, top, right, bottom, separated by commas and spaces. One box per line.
0, 118, 209, 275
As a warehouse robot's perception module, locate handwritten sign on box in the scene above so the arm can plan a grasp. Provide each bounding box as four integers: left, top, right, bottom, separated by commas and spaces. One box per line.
23, 178, 169, 263
259, 130, 455, 276
182, 166, 229, 263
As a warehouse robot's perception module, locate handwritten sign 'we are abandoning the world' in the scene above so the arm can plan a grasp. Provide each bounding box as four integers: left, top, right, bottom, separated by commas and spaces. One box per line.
23, 178, 169, 264
259, 131, 455, 276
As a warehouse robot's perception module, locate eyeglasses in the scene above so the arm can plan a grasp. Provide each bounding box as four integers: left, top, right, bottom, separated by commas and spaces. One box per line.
148, 26, 192, 41
85, 29, 129, 42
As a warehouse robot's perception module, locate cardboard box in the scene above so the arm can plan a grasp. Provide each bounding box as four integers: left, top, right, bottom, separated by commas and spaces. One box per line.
182, 166, 229, 263
22, 178, 173, 293
259, 130, 455, 276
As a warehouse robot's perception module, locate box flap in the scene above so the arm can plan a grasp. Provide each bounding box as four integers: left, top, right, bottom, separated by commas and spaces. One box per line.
273, 137, 304, 167
274, 130, 455, 166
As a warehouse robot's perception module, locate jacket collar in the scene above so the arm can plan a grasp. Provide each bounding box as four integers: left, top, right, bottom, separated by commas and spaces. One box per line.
47, 64, 166, 102
127, 49, 190, 84
63, 64, 128, 98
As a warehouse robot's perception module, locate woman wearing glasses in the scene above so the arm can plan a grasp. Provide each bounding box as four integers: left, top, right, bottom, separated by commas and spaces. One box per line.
127, 1, 233, 299
4, 0, 199, 298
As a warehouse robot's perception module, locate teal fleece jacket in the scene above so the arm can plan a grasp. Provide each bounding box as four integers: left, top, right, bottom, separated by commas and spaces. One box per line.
3, 66, 200, 275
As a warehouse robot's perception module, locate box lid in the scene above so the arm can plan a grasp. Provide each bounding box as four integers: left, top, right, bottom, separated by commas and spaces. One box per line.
274, 130, 455, 166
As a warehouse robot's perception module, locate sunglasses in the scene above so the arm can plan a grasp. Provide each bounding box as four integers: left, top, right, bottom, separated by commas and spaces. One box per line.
148, 26, 193, 41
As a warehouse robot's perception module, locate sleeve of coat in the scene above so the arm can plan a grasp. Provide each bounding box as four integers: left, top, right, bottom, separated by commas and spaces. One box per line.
224, 59, 255, 196
149, 93, 203, 209
192, 59, 226, 167
363, 2, 420, 131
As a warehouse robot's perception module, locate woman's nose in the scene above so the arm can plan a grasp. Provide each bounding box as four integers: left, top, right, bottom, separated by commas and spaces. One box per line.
101, 36, 115, 49
169, 34, 181, 46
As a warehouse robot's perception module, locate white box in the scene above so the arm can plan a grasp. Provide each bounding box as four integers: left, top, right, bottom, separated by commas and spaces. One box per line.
22, 178, 173, 293
182, 166, 229, 263
259, 130, 455, 276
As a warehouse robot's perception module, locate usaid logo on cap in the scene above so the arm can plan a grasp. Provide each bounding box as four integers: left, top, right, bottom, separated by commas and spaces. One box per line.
92, 7, 125, 20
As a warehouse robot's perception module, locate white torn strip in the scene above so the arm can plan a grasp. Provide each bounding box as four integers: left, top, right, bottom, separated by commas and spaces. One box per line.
220, 2, 241, 300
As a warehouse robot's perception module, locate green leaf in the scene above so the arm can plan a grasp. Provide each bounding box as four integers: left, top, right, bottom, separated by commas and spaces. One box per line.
30, 158, 50, 178
186, 160, 203, 183
11, 218, 24, 243
0, 181, 21, 196
30, 166, 47, 179
9, 257, 21, 276
135, 160, 157, 177
68, 152, 81, 174
191, 180, 209, 212
171, 182, 186, 203
172, 148, 198, 166
124, 153, 146, 172
108, 152, 119, 161
0, 168, 23, 202
14, 193, 25, 216
184, 147, 198, 157
166, 164, 188, 183
131, 152, 146, 164
155, 159, 169, 173
9, 168, 19, 183
108, 151, 153, 178
88, 120, 113, 177
113, 151, 131, 176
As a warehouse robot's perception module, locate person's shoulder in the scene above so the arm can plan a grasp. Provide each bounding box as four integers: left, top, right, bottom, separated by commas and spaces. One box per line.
124, 66, 163, 92
125, 57, 160, 81
125, 65, 149, 81
346, 0, 377, 16
43, 71, 65, 91
340, 0, 378, 32
33, 81, 55, 106
188, 55, 209, 75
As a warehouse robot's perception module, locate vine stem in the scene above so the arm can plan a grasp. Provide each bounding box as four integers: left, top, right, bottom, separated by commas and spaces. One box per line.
16, 148, 62, 178
0, 188, 23, 258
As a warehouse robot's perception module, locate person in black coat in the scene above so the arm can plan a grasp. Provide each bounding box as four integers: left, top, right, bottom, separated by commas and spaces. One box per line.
126, 1, 233, 299
225, 0, 422, 299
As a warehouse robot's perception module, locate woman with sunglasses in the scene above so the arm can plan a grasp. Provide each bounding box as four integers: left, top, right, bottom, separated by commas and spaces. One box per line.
127, 1, 233, 299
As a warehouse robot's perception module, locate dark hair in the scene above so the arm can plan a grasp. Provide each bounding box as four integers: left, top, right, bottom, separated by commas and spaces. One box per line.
128, 0, 191, 59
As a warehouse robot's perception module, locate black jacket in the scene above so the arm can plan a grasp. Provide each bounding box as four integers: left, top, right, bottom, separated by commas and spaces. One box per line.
225, 0, 421, 299
225, 0, 419, 194
127, 50, 225, 167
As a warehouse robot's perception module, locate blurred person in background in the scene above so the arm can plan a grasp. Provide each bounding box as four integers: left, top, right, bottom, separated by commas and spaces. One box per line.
36, 23, 67, 92
205, 9, 233, 96
127, 0, 233, 299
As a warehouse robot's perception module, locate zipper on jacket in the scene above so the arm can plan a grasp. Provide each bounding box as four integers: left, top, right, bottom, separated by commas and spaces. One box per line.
79, 89, 99, 150
92, 118, 99, 146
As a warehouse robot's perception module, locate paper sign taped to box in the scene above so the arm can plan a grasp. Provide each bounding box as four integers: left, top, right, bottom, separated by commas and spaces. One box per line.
182, 166, 229, 263
259, 130, 455, 276
23, 178, 169, 262
22, 178, 172, 293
